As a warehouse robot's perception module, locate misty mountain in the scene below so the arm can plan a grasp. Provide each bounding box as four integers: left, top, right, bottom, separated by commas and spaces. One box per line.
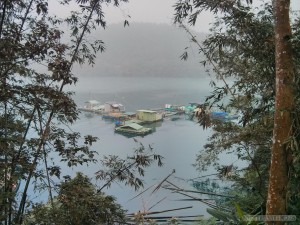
75, 23, 208, 78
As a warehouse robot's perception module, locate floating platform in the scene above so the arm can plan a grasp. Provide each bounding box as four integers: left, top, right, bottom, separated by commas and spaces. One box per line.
115, 123, 153, 137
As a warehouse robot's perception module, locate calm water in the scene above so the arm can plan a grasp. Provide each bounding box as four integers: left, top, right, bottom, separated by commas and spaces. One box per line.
28, 77, 236, 219
67, 77, 219, 217
65, 112, 213, 218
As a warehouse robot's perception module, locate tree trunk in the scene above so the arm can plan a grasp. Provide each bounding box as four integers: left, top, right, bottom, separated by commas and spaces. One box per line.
266, 0, 294, 224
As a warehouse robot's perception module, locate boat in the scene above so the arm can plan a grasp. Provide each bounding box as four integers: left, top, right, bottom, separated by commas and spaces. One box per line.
210, 111, 239, 121
115, 123, 153, 137
210, 111, 228, 118
165, 104, 185, 113
163, 111, 178, 117
163, 111, 182, 121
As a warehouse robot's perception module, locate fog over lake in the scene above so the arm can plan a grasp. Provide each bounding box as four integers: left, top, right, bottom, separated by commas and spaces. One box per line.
71, 76, 213, 111
27, 23, 237, 219
60, 23, 234, 218
61, 75, 236, 218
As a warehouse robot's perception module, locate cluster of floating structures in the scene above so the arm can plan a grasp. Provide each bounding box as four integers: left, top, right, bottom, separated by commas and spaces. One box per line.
79, 100, 239, 137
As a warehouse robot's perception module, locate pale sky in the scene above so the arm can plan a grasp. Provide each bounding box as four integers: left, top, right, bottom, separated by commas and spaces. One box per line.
52, 0, 300, 33
104, 0, 214, 32
104, 0, 299, 32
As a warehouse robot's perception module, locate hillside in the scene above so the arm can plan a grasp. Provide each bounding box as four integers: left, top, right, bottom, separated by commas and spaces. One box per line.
75, 23, 208, 78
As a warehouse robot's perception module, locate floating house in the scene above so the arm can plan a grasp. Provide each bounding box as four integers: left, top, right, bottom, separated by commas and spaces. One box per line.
104, 102, 125, 113
123, 112, 136, 119
136, 110, 163, 123
79, 100, 105, 113
115, 123, 153, 137
102, 112, 127, 120
86, 100, 100, 109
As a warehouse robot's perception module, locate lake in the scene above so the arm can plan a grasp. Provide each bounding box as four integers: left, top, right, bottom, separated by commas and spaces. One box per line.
29, 76, 233, 221
66, 111, 213, 219
67, 77, 222, 218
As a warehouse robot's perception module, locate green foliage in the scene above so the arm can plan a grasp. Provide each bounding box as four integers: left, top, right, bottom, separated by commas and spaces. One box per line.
206, 205, 264, 225
174, 0, 300, 220
23, 173, 126, 225
0, 0, 131, 224
193, 217, 217, 225
22, 141, 164, 225
207, 208, 236, 223
95, 141, 164, 191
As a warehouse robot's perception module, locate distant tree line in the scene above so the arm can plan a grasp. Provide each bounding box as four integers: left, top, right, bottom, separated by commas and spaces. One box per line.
0, 1, 163, 224
174, 0, 300, 224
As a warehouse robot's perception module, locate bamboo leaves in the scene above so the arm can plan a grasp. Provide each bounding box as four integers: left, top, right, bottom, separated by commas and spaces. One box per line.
0, 0, 131, 223
96, 141, 163, 191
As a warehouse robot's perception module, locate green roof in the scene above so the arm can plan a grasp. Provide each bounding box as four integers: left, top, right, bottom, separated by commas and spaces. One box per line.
119, 123, 143, 130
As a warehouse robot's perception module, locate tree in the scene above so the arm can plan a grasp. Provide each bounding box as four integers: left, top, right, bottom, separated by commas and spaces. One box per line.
0, 0, 136, 224
23, 172, 127, 225
266, 0, 295, 222
23, 142, 163, 225
173, 0, 300, 222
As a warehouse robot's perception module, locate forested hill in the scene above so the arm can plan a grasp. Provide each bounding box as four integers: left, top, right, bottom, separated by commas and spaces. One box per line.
76, 23, 208, 78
